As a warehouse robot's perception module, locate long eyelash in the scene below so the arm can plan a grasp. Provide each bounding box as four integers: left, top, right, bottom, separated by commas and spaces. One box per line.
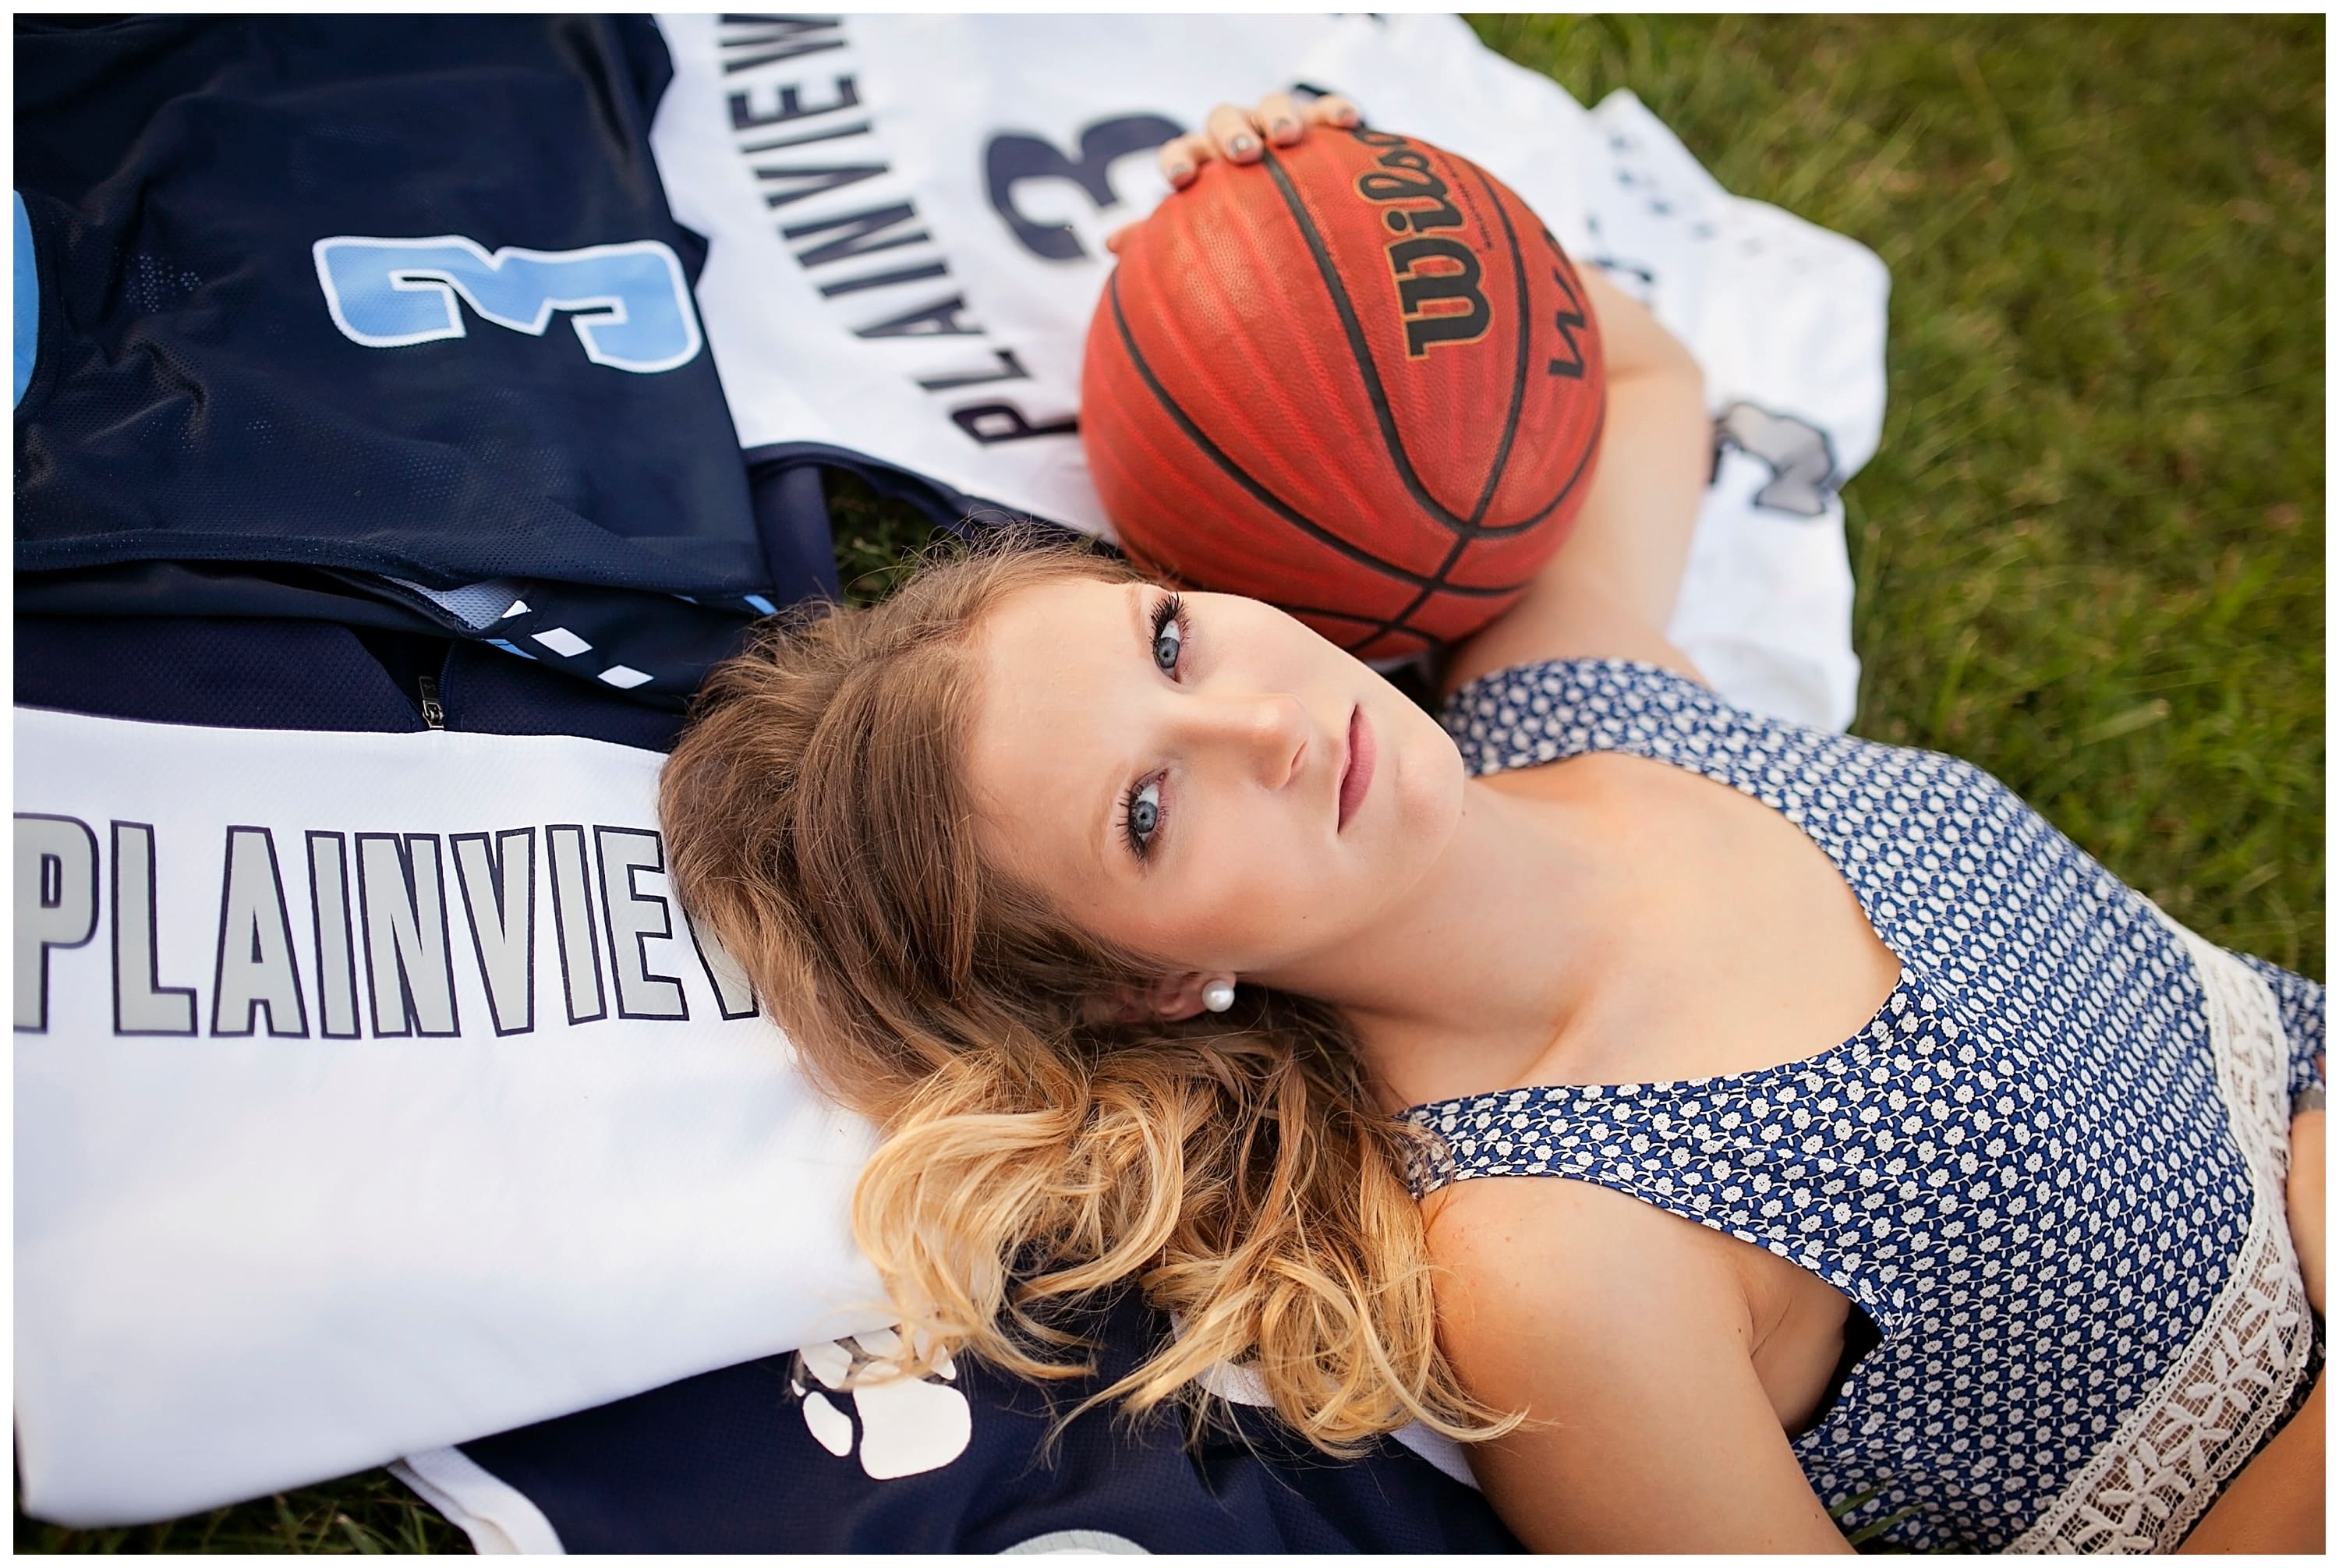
1150, 592, 1189, 674
1118, 775, 1164, 862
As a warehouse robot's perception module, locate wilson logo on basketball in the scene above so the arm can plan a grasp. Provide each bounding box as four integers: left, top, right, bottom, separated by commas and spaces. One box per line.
1539, 225, 1592, 380
1350, 129, 1492, 359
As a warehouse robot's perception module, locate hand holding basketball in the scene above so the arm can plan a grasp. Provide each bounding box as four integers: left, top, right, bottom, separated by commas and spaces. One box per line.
1104, 93, 1362, 256
1160, 93, 1364, 181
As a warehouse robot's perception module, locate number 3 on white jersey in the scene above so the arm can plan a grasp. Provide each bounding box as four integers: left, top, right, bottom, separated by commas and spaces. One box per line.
312, 235, 704, 374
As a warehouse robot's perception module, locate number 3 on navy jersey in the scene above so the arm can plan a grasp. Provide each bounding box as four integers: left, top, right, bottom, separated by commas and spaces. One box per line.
312, 235, 704, 373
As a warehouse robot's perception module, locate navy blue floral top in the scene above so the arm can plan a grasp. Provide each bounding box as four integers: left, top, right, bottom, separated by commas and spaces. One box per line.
1406, 659, 2323, 1552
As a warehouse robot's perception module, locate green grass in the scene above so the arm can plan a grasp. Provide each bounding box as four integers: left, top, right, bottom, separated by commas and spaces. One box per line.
1464, 14, 2323, 972
18, 15, 2320, 1553
12, 1472, 465, 1556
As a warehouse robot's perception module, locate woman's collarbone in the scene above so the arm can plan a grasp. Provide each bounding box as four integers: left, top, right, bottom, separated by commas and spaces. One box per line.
1502, 756, 1903, 1088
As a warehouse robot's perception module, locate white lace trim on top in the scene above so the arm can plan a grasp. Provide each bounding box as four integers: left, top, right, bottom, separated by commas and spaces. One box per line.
2009, 917, 2314, 1553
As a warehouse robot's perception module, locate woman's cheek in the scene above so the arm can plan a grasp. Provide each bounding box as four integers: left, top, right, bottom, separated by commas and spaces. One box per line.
1170, 832, 1289, 952
1223, 837, 1324, 950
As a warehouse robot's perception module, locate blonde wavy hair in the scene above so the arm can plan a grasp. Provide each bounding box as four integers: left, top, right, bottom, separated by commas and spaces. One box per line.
660, 534, 1513, 1453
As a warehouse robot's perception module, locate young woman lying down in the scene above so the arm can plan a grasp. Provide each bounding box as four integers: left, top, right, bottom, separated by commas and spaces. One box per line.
657, 96, 2323, 1553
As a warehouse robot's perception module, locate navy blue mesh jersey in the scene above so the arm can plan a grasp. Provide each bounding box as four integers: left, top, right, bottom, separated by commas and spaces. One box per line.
456, 1284, 1520, 1554
12, 14, 844, 708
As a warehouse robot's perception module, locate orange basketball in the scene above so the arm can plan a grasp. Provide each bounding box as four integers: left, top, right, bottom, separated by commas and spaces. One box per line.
1081, 124, 1607, 662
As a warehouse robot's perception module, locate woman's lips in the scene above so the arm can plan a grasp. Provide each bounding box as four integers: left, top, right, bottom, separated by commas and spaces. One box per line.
1337, 705, 1375, 831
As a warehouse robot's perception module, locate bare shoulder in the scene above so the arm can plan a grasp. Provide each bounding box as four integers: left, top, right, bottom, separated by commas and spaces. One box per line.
1422, 1173, 1757, 1426
1422, 1176, 1851, 1553
1424, 1171, 1743, 1340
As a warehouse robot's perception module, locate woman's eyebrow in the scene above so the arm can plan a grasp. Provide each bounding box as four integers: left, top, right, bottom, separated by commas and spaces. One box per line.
1126, 579, 1149, 664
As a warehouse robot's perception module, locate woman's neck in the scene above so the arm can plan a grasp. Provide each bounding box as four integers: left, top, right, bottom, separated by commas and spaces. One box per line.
1255, 771, 1626, 1110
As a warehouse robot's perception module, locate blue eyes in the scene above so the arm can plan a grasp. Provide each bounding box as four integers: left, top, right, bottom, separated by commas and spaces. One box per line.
1125, 780, 1162, 843
1122, 593, 1189, 862
1150, 593, 1185, 674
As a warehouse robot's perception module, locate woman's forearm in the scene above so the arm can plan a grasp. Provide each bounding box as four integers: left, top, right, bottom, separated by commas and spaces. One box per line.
2175, 1369, 2322, 1552
1538, 265, 1711, 632
1554, 359, 1712, 630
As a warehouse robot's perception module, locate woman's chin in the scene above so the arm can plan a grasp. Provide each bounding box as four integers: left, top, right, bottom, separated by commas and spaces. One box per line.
1358, 717, 1467, 889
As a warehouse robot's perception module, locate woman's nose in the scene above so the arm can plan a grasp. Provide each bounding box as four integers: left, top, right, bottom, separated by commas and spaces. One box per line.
1188, 691, 1311, 789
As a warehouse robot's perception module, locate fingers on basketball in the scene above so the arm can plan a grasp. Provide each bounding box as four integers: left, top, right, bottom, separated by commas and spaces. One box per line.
1205, 101, 1265, 162
1156, 92, 1364, 189
1304, 92, 1361, 129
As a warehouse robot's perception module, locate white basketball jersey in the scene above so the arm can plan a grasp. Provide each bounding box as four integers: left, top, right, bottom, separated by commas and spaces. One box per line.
650, 12, 1888, 730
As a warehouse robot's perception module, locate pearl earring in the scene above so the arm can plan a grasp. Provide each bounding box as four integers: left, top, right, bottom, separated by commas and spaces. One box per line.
1201, 979, 1237, 1014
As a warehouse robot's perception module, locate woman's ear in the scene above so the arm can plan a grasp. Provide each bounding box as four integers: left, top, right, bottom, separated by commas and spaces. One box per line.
1085, 972, 1237, 1025
1144, 972, 1235, 1022
1081, 978, 1244, 1025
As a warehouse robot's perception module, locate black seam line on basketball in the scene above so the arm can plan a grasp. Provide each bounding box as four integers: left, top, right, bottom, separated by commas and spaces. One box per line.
1219, 589, 1432, 658
1262, 149, 1516, 543
1310, 611, 1434, 657
1326, 614, 1438, 657
1456, 153, 1534, 530
1355, 625, 1439, 657
1493, 239, 1611, 532
1343, 434, 1566, 647
1271, 598, 1436, 642
1174, 563, 1435, 654
1105, 271, 1524, 600
1348, 530, 1477, 652
1507, 391, 1608, 535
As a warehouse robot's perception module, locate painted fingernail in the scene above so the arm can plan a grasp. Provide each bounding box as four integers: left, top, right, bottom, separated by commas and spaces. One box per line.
1336, 106, 1360, 126
1230, 133, 1258, 157
1270, 116, 1299, 140
1167, 161, 1194, 182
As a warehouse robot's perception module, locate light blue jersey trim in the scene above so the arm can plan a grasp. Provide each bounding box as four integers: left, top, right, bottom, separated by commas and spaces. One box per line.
15, 191, 38, 409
